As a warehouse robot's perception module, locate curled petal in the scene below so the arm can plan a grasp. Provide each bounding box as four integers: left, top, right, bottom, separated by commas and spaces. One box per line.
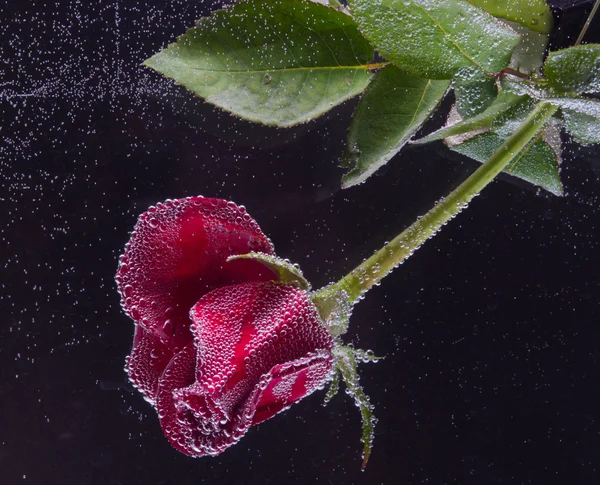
156, 345, 251, 457
155, 344, 197, 451
191, 282, 334, 416
126, 325, 173, 405
116, 197, 276, 350
250, 352, 333, 426
156, 281, 334, 457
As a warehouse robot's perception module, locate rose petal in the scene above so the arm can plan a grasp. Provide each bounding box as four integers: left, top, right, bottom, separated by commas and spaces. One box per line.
155, 344, 197, 452
156, 282, 333, 457
249, 351, 333, 426
126, 325, 173, 405
157, 344, 251, 457
191, 282, 334, 416
116, 197, 276, 350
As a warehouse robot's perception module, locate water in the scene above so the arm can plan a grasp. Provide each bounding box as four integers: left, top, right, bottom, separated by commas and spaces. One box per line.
2, 1, 600, 484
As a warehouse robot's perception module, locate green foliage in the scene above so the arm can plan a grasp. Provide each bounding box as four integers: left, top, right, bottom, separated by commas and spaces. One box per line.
145, 0, 600, 194
544, 97, 600, 145
562, 110, 600, 146
323, 368, 340, 404
492, 96, 538, 137
454, 77, 498, 118
227, 252, 311, 290
416, 92, 526, 143
420, 91, 564, 193
467, 0, 553, 34
451, 130, 563, 195
544, 44, 600, 93
145, 0, 374, 127
507, 21, 550, 73
341, 65, 450, 187
334, 345, 377, 470
347, 0, 520, 79
436, 93, 563, 194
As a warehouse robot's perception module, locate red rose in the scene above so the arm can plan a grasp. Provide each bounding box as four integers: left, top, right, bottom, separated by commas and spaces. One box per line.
116, 197, 334, 457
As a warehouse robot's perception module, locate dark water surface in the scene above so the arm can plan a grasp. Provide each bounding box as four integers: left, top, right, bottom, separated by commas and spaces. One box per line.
2, 1, 600, 484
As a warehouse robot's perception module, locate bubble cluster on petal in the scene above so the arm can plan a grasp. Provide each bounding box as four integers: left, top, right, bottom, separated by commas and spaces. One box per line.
155, 281, 333, 457
116, 196, 275, 351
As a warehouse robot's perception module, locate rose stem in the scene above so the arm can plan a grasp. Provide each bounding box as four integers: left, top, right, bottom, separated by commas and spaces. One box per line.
574, 0, 600, 46
313, 101, 558, 317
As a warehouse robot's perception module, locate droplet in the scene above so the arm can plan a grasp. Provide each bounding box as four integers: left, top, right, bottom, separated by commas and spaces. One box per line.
162, 319, 174, 336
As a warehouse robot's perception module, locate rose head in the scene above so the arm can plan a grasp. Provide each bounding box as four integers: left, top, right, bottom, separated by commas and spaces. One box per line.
116, 197, 334, 457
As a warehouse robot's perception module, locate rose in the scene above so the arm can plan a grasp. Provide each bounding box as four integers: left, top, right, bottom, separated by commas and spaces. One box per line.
116, 196, 334, 457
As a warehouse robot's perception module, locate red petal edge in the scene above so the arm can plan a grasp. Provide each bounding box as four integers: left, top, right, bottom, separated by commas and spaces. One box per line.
155, 281, 334, 457
249, 352, 333, 426
116, 197, 276, 351
126, 325, 173, 405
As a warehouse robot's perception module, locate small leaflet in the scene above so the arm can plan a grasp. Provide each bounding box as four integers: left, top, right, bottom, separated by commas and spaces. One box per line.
227, 252, 311, 290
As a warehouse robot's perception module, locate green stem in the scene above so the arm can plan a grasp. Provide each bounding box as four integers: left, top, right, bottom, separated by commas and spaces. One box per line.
575, 0, 600, 46
314, 101, 558, 316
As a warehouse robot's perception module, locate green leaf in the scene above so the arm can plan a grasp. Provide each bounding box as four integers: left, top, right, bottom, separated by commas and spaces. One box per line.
451, 129, 563, 195
145, 0, 375, 127
543, 97, 600, 145
416, 92, 526, 143
348, 0, 520, 79
543, 96, 600, 116
334, 345, 377, 470
227, 252, 311, 290
447, 93, 563, 194
341, 65, 450, 188
544, 44, 600, 94
491, 96, 537, 137
467, 0, 553, 34
506, 21, 549, 74
454, 77, 498, 118
562, 110, 600, 145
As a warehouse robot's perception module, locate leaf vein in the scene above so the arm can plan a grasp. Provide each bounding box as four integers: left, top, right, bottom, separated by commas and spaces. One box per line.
413, 2, 482, 71
409, 80, 432, 125
275, 5, 342, 67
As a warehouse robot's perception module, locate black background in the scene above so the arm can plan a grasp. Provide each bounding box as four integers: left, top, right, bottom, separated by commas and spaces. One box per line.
1, 1, 599, 484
